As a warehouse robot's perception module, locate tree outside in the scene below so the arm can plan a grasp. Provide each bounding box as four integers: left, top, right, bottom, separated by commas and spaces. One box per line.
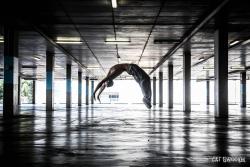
21, 80, 33, 103
0, 79, 33, 104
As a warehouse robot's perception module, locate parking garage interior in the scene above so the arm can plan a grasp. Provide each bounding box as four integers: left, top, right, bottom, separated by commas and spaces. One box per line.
0, 0, 250, 166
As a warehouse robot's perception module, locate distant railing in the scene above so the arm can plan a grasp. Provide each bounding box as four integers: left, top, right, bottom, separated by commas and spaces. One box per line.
101, 92, 119, 102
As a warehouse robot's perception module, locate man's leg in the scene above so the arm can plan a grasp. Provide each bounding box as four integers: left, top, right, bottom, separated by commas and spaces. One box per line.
140, 78, 152, 109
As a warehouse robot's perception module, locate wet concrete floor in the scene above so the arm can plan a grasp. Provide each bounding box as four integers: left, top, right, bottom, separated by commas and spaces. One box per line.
0, 104, 250, 167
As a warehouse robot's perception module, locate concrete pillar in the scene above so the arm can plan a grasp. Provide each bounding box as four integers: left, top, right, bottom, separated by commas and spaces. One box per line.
3, 26, 19, 118
240, 72, 246, 108
32, 80, 36, 104
66, 64, 72, 108
183, 43, 191, 112
18, 76, 21, 105
86, 76, 89, 105
46, 51, 54, 111
214, 9, 228, 118
159, 71, 163, 107
206, 80, 210, 105
153, 76, 156, 105
91, 80, 94, 104
168, 64, 173, 108
78, 71, 82, 106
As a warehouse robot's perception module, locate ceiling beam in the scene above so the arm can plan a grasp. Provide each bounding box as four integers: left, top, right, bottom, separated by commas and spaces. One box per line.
38, 23, 196, 26
149, 0, 230, 75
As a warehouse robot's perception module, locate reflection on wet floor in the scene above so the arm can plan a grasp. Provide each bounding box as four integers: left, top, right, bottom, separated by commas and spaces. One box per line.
0, 104, 250, 166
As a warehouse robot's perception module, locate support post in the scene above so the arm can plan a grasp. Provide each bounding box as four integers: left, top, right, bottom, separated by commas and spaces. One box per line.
78, 71, 82, 106
3, 26, 19, 118
86, 76, 89, 105
46, 51, 54, 111
206, 80, 210, 105
240, 72, 246, 108
66, 64, 72, 108
153, 77, 156, 105
18, 76, 21, 105
168, 64, 173, 108
159, 72, 163, 107
183, 43, 191, 112
91, 80, 94, 104
32, 80, 36, 104
214, 8, 228, 117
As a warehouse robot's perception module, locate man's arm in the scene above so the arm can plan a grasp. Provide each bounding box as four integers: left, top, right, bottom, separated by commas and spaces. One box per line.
93, 69, 114, 100
93, 77, 108, 100
97, 83, 106, 103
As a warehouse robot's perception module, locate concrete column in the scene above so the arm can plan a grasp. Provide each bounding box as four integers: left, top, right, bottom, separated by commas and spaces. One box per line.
183, 43, 191, 112
206, 80, 210, 105
91, 80, 94, 104
214, 9, 228, 118
66, 64, 72, 108
86, 76, 89, 105
78, 71, 82, 106
46, 51, 54, 111
240, 72, 246, 108
3, 26, 19, 118
159, 71, 163, 107
32, 80, 36, 104
18, 76, 21, 105
168, 64, 173, 108
153, 76, 156, 105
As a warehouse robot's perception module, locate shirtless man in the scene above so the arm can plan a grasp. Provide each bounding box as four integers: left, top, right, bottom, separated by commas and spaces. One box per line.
93, 63, 152, 109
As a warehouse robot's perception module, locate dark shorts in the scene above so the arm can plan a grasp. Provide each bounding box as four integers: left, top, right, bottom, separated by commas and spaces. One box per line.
127, 64, 149, 82
127, 64, 151, 105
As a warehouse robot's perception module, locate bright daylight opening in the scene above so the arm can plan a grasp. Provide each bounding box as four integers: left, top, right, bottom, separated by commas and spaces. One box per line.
4, 79, 243, 106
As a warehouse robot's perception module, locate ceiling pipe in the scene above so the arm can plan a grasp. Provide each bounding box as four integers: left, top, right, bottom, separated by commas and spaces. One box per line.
149, 0, 230, 75
58, 2, 106, 74
137, 1, 165, 64
31, 24, 94, 77
174, 34, 250, 77
196, 66, 250, 82
110, 0, 120, 63
192, 55, 214, 67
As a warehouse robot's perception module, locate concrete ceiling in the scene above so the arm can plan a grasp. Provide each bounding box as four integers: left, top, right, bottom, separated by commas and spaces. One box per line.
0, 0, 250, 80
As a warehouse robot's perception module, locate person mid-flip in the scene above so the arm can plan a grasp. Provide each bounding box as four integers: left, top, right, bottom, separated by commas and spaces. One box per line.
93, 63, 152, 109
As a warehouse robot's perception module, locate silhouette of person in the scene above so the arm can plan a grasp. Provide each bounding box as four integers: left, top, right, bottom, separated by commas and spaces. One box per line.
93, 63, 151, 109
